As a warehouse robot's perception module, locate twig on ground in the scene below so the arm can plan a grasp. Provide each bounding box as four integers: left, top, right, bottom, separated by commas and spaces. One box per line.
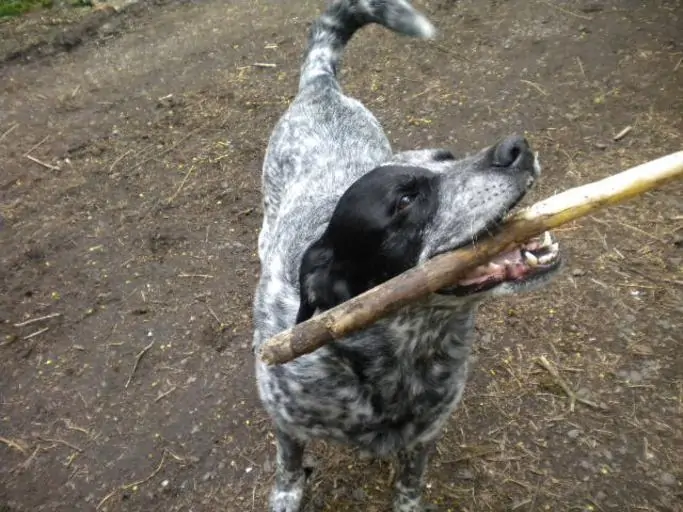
206, 304, 225, 328
0, 335, 19, 347
444, 443, 500, 463
26, 155, 61, 171
616, 221, 665, 244
407, 84, 439, 101
252, 480, 257, 511
134, 129, 198, 170
166, 165, 196, 204
535, 356, 603, 411
60, 419, 91, 437
125, 340, 155, 389
155, 385, 177, 403
536, 356, 577, 411
590, 277, 609, 289
236, 207, 255, 218
20, 446, 41, 469
66, 452, 79, 467
24, 135, 50, 156
586, 497, 606, 511
576, 56, 586, 79
505, 479, 532, 491
23, 327, 49, 340
622, 265, 683, 287
253, 62, 277, 68
521, 79, 548, 96
613, 126, 632, 141
178, 273, 214, 279
511, 498, 533, 510
109, 149, 133, 174
14, 312, 61, 327
0, 436, 28, 454
0, 123, 18, 143
614, 283, 657, 289
97, 450, 168, 510
131, 142, 156, 161
537, 0, 593, 20
36, 436, 83, 453
674, 57, 682, 72
164, 449, 186, 462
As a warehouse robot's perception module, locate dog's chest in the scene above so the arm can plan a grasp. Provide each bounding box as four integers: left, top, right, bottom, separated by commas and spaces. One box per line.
258, 303, 475, 453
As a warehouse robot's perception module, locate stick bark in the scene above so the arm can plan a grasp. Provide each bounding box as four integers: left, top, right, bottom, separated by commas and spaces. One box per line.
259, 151, 683, 365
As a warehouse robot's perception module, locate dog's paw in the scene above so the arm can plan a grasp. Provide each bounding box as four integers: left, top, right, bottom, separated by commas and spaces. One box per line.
393, 496, 422, 512
269, 487, 304, 512
269, 470, 306, 512
393, 502, 437, 512
393, 490, 436, 512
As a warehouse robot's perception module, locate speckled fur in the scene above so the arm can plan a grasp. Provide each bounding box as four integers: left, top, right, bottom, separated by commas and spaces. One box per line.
252, 2, 555, 511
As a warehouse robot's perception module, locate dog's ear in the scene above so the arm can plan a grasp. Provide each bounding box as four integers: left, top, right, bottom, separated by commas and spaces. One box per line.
296, 241, 352, 324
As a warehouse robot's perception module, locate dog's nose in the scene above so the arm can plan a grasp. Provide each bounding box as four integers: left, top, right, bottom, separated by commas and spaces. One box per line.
492, 135, 530, 168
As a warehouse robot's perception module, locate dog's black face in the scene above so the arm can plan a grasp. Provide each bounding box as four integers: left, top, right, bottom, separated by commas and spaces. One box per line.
296, 136, 562, 323
296, 165, 439, 323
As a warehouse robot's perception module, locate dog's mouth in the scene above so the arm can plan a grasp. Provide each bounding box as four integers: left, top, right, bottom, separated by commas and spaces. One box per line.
438, 230, 561, 296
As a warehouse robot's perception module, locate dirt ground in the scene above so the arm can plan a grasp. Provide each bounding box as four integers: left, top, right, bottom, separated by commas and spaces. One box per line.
1, 0, 682, 510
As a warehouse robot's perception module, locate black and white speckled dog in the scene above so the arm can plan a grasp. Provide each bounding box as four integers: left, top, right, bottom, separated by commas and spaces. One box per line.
252, 1, 562, 510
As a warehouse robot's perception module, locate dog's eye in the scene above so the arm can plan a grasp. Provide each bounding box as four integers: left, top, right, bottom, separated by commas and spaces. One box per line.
396, 193, 417, 212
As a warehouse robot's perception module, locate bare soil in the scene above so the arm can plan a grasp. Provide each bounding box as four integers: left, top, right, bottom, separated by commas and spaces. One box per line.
1, 0, 682, 511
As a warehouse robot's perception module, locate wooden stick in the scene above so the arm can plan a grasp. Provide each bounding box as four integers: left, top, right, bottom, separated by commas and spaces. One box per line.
25, 154, 61, 171
125, 340, 154, 388
14, 312, 61, 327
259, 151, 683, 365
23, 327, 49, 340
0, 436, 28, 454
0, 123, 18, 143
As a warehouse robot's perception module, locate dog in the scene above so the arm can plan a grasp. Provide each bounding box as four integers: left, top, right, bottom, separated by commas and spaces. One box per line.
251, 1, 562, 510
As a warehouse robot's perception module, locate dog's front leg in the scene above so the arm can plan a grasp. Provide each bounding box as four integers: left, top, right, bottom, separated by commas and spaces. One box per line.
269, 428, 306, 512
393, 442, 434, 512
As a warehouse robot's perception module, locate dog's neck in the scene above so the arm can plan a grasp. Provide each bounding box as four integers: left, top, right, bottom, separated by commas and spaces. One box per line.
386, 294, 481, 361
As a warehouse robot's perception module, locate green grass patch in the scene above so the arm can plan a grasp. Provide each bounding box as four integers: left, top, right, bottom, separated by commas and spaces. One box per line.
0, 0, 54, 18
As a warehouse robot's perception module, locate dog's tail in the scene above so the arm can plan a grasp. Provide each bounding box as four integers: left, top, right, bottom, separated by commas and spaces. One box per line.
299, 0, 435, 90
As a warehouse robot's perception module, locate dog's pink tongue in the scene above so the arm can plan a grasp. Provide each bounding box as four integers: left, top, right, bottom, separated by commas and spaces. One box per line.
457, 248, 524, 285
505, 260, 528, 279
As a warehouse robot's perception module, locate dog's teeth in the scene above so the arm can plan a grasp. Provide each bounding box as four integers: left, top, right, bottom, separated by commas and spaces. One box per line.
524, 251, 539, 267
538, 253, 556, 265
542, 231, 552, 247
549, 242, 559, 254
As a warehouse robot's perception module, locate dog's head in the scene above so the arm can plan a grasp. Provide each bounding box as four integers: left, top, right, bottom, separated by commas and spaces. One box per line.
295, 135, 562, 323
